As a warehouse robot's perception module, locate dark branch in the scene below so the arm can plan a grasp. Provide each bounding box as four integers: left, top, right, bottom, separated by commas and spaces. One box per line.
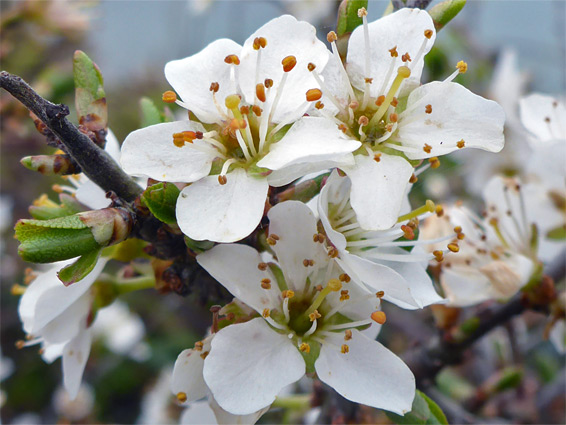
0, 71, 142, 202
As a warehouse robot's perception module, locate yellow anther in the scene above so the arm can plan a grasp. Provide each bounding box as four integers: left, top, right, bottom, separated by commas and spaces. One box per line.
218, 175, 227, 185
426, 200, 436, 212
371, 311, 387, 324
428, 157, 440, 169
457, 139, 465, 149
253, 37, 267, 50
282, 56, 297, 72
262, 308, 271, 318
375, 95, 385, 106
224, 54, 240, 65
315, 101, 324, 110
176, 392, 187, 403
447, 243, 460, 253
15, 340, 25, 349
200, 351, 209, 360
436, 205, 444, 217
327, 278, 342, 292
390, 97, 399, 107
303, 259, 315, 267
339, 273, 351, 283
327, 31, 337, 43
425, 104, 432, 114
270, 234, 280, 241
424, 29, 434, 39
376, 291, 385, 298
341, 344, 350, 354
264, 79, 273, 88
282, 290, 295, 299
389, 46, 399, 57
309, 310, 322, 321
11, 284, 26, 296
299, 343, 311, 353
252, 105, 262, 116
389, 113, 398, 123
258, 262, 268, 271
340, 290, 350, 301
256, 84, 266, 102
162, 90, 177, 103
313, 233, 326, 243
306, 88, 323, 102
423, 143, 432, 153
357, 7, 367, 17
456, 60, 468, 73
261, 278, 272, 289
328, 247, 339, 258
338, 124, 348, 133
225, 94, 241, 110
209, 82, 220, 93
401, 224, 415, 240
365, 77, 373, 84
307, 62, 316, 72
409, 174, 418, 184
374, 153, 382, 162
433, 250, 444, 262
454, 226, 462, 234
51, 184, 64, 193
194, 341, 204, 351
457, 233, 466, 240
344, 330, 353, 341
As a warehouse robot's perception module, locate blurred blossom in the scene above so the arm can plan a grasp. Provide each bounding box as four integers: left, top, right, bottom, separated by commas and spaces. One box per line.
52, 383, 95, 421
137, 369, 177, 425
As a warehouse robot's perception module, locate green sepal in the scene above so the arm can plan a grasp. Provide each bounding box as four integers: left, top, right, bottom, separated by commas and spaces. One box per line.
29, 194, 82, 220
547, 225, 566, 240
184, 235, 215, 254
58, 248, 102, 286
73, 50, 107, 132
300, 339, 321, 374
102, 238, 149, 262
217, 299, 258, 331
268, 262, 288, 292
336, 0, 368, 36
141, 182, 180, 225
16, 216, 100, 263
428, 0, 466, 31
140, 97, 165, 127
386, 390, 448, 425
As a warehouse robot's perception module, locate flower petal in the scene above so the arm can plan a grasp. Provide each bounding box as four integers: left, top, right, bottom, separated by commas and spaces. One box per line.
208, 395, 269, 425
520, 93, 566, 143
315, 329, 415, 414
267, 201, 328, 292
197, 244, 280, 313
165, 39, 242, 124
347, 8, 435, 98
40, 292, 91, 344
180, 400, 217, 425
171, 336, 212, 404
549, 319, 566, 355
62, 327, 92, 400
397, 81, 505, 160
177, 169, 268, 242
440, 265, 496, 307
318, 170, 351, 251
343, 153, 413, 230
257, 117, 360, 170
121, 121, 214, 182
203, 318, 305, 415
239, 15, 329, 123
266, 156, 353, 187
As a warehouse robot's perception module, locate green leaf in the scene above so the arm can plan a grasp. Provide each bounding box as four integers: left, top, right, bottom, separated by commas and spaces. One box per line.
336, 0, 368, 36
428, 0, 466, 31
141, 182, 180, 225
16, 216, 100, 263
140, 97, 164, 127
73, 50, 107, 132
58, 248, 102, 286
547, 225, 566, 240
493, 367, 523, 393
29, 194, 82, 220
386, 391, 447, 425
183, 236, 215, 254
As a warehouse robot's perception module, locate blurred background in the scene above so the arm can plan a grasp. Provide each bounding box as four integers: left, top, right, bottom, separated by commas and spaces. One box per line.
1, 0, 565, 423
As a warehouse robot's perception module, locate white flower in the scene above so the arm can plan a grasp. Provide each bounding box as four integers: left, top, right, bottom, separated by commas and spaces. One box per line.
520, 93, 566, 146
267, 8, 505, 230
318, 170, 443, 309
121, 15, 359, 243
195, 201, 415, 416
421, 176, 537, 307
550, 319, 566, 355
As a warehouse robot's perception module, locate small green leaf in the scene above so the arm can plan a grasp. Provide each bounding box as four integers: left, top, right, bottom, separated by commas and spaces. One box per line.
336, 0, 368, 36
183, 236, 215, 254
29, 194, 82, 220
16, 217, 99, 263
428, 0, 466, 31
73, 50, 107, 132
102, 238, 149, 263
493, 367, 523, 393
140, 97, 164, 127
386, 391, 448, 425
547, 225, 566, 240
58, 248, 102, 286
141, 182, 180, 225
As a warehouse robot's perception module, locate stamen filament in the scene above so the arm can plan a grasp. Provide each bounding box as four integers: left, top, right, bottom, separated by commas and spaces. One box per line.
303, 319, 318, 337
323, 319, 372, 331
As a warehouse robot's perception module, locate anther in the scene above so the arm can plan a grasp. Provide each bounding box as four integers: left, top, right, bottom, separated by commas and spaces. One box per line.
256, 84, 266, 102
224, 54, 240, 65
307, 62, 316, 72
435, 205, 444, 217
262, 308, 270, 318
328, 247, 339, 258
162, 90, 177, 103
177, 392, 188, 403
423, 143, 432, 154
313, 233, 326, 243
376, 291, 385, 298
447, 243, 460, 253
282, 56, 297, 73
401, 53, 412, 62
315, 101, 324, 110
200, 351, 209, 360
365, 77, 373, 84
252, 105, 262, 116
240, 105, 249, 115
374, 153, 382, 162
429, 157, 440, 169
340, 290, 350, 301
303, 259, 315, 267
264, 79, 273, 88
425, 104, 432, 114
270, 234, 280, 241
433, 250, 444, 262
209, 82, 220, 93
309, 310, 322, 321
282, 290, 295, 299
341, 344, 350, 354
457, 233, 465, 240
456, 60, 468, 73
389, 113, 398, 123
389, 46, 398, 57
258, 262, 268, 271
424, 29, 434, 39
253, 37, 267, 50
338, 124, 348, 133
327, 31, 337, 43
357, 7, 367, 17
390, 97, 398, 107
261, 278, 272, 289
371, 311, 387, 324
15, 340, 26, 349
218, 175, 227, 185
358, 116, 369, 126
11, 284, 26, 296
306, 88, 323, 102
266, 237, 277, 245
194, 341, 204, 351
375, 95, 385, 106
409, 174, 418, 184
401, 224, 415, 240
344, 330, 352, 340
339, 273, 351, 283
299, 343, 311, 353
457, 139, 465, 149
454, 226, 462, 234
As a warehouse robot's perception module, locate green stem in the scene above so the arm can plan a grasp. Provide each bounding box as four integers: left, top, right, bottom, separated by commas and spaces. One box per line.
272, 394, 311, 410
115, 275, 155, 294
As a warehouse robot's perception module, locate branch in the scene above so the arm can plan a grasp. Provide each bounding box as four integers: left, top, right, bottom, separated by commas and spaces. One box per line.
0, 71, 142, 202
404, 250, 565, 386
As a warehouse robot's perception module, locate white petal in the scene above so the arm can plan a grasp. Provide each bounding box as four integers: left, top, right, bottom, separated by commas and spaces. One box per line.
315, 329, 415, 414
180, 401, 217, 425
120, 121, 214, 182
62, 328, 92, 400
239, 15, 330, 123
257, 117, 360, 170
177, 169, 268, 242
267, 201, 328, 292
440, 265, 496, 307
165, 39, 242, 124
171, 336, 212, 404
398, 81, 505, 160
75, 179, 111, 210
549, 319, 566, 355
343, 153, 413, 230
347, 8, 435, 98
520, 93, 566, 143
40, 292, 91, 344
336, 254, 419, 309
318, 170, 351, 251
266, 157, 353, 187
209, 395, 269, 425
203, 318, 305, 415
197, 244, 280, 313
